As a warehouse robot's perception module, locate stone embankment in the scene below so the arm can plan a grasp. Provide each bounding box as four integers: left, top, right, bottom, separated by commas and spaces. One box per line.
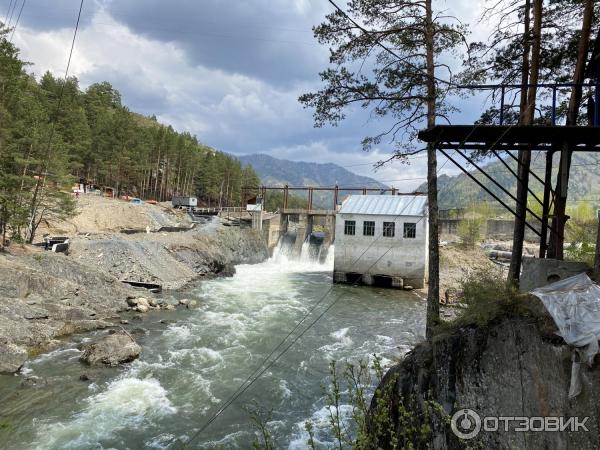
0, 220, 268, 373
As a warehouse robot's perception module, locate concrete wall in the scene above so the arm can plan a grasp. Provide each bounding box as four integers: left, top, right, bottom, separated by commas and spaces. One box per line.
440, 218, 540, 242
520, 258, 590, 292
334, 213, 428, 288
262, 214, 283, 253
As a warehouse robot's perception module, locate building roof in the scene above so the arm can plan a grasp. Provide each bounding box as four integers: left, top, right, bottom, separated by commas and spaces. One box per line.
338, 195, 427, 217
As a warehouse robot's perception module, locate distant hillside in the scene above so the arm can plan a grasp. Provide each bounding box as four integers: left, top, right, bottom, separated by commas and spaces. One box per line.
419, 152, 600, 210
236, 153, 389, 209
237, 154, 388, 189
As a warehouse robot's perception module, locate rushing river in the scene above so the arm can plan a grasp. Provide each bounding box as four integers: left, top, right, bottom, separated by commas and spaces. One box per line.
0, 243, 425, 449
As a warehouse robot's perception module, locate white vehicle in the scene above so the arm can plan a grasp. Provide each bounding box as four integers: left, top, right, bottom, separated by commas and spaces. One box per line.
172, 196, 198, 208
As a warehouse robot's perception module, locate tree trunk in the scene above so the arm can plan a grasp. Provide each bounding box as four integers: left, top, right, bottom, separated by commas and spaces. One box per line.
548, 0, 594, 259
425, 0, 439, 339
518, 0, 531, 125
508, 0, 539, 284
594, 218, 600, 280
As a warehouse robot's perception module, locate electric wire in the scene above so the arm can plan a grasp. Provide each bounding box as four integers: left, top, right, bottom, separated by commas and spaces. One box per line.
8, 0, 25, 43
179, 158, 456, 447
182, 91, 545, 447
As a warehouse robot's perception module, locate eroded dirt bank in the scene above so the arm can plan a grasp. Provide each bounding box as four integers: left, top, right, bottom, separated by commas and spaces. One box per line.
0, 197, 268, 373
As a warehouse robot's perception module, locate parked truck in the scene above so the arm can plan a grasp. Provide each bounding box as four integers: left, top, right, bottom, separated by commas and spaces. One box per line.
171, 196, 198, 208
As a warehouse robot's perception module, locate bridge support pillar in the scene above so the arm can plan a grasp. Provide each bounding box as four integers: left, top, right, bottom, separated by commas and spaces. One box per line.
293, 214, 311, 256
251, 210, 263, 231
319, 215, 336, 263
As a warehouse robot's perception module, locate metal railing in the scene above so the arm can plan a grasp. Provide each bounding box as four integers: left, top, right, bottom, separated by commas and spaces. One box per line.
457, 82, 600, 126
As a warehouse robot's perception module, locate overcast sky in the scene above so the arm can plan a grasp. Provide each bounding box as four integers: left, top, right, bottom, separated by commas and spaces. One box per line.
4, 0, 490, 190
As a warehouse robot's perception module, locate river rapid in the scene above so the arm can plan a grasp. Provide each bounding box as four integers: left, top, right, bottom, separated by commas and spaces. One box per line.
0, 243, 425, 449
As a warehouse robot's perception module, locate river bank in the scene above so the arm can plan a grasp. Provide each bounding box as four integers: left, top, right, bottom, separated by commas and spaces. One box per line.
0, 196, 268, 373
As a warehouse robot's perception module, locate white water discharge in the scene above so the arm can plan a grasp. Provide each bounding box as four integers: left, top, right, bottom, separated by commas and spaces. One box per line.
0, 238, 424, 449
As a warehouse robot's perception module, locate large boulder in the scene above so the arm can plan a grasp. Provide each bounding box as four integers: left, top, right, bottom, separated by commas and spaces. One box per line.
0, 343, 28, 373
79, 333, 141, 366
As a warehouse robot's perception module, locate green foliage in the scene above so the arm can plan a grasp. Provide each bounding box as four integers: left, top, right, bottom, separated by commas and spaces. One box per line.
248, 355, 450, 449
457, 219, 481, 248
440, 268, 526, 330
263, 191, 308, 211
246, 404, 275, 450
300, 0, 466, 155
457, 203, 492, 248
0, 24, 260, 244
563, 201, 598, 266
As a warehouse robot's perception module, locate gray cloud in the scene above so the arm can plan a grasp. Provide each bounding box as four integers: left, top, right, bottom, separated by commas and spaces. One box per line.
5, 0, 487, 187
101, 0, 330, 87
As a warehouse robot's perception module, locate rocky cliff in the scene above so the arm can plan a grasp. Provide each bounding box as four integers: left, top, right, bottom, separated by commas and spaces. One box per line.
371, 309, 600, 449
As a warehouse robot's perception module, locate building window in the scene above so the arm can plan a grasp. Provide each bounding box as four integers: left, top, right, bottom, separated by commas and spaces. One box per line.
363, 221, 375, 236
383, 222, 395, 237
344, 220, 356, 235
404, 222, 417, 238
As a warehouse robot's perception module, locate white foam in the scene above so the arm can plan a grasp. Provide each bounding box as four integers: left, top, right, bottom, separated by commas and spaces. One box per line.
288, 404, 354, 450
163, 324, 192, 340
33, 377, 176, 449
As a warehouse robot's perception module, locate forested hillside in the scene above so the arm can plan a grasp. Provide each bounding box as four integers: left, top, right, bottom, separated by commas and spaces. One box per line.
421, 152, 600, 210
0, 25, 258, 244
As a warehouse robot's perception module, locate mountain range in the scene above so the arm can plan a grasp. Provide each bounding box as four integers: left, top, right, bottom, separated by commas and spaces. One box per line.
236, 152, 598, 212
237, 153, 388, 189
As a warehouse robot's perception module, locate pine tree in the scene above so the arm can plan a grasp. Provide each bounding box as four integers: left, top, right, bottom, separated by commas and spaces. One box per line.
300, 0, 467, 337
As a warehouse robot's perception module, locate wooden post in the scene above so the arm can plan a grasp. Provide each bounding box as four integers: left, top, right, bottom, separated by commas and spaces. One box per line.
594, 212, 600, 280
539, 150, 554, 258
333, 185, 339, 210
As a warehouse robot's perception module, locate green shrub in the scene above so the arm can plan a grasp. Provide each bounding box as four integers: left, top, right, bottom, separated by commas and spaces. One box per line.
442, 268, 526, 330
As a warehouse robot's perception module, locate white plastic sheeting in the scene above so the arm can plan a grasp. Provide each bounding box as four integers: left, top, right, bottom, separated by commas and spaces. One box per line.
531, 272, 600, 398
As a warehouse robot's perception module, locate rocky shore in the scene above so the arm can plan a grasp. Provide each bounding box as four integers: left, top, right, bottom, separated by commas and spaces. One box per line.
0, 219, 268, 373
368, 305, 600, 449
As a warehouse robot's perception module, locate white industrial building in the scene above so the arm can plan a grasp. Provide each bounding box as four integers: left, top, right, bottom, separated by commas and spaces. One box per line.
333, 194, 428, 289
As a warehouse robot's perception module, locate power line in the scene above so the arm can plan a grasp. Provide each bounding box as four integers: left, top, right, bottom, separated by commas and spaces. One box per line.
4, 0, 14, 23
8, 0, 25, 43
327, 0, 454, 87
5, 0, 17, 27
28, 0, 84, 233
180, 158, 455, 447
182, 102, 536, 444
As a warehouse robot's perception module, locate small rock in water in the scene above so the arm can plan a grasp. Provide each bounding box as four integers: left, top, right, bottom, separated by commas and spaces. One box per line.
160, 319, 176, 325
403, 285, 414, 291
79, 333, 141, 366
120, 319, 129, 325
79, 373, 90, 381
179, 299, 190, 306
136, 304, 149, 313
163, 304, 176, 311
137, 298, 150, 308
